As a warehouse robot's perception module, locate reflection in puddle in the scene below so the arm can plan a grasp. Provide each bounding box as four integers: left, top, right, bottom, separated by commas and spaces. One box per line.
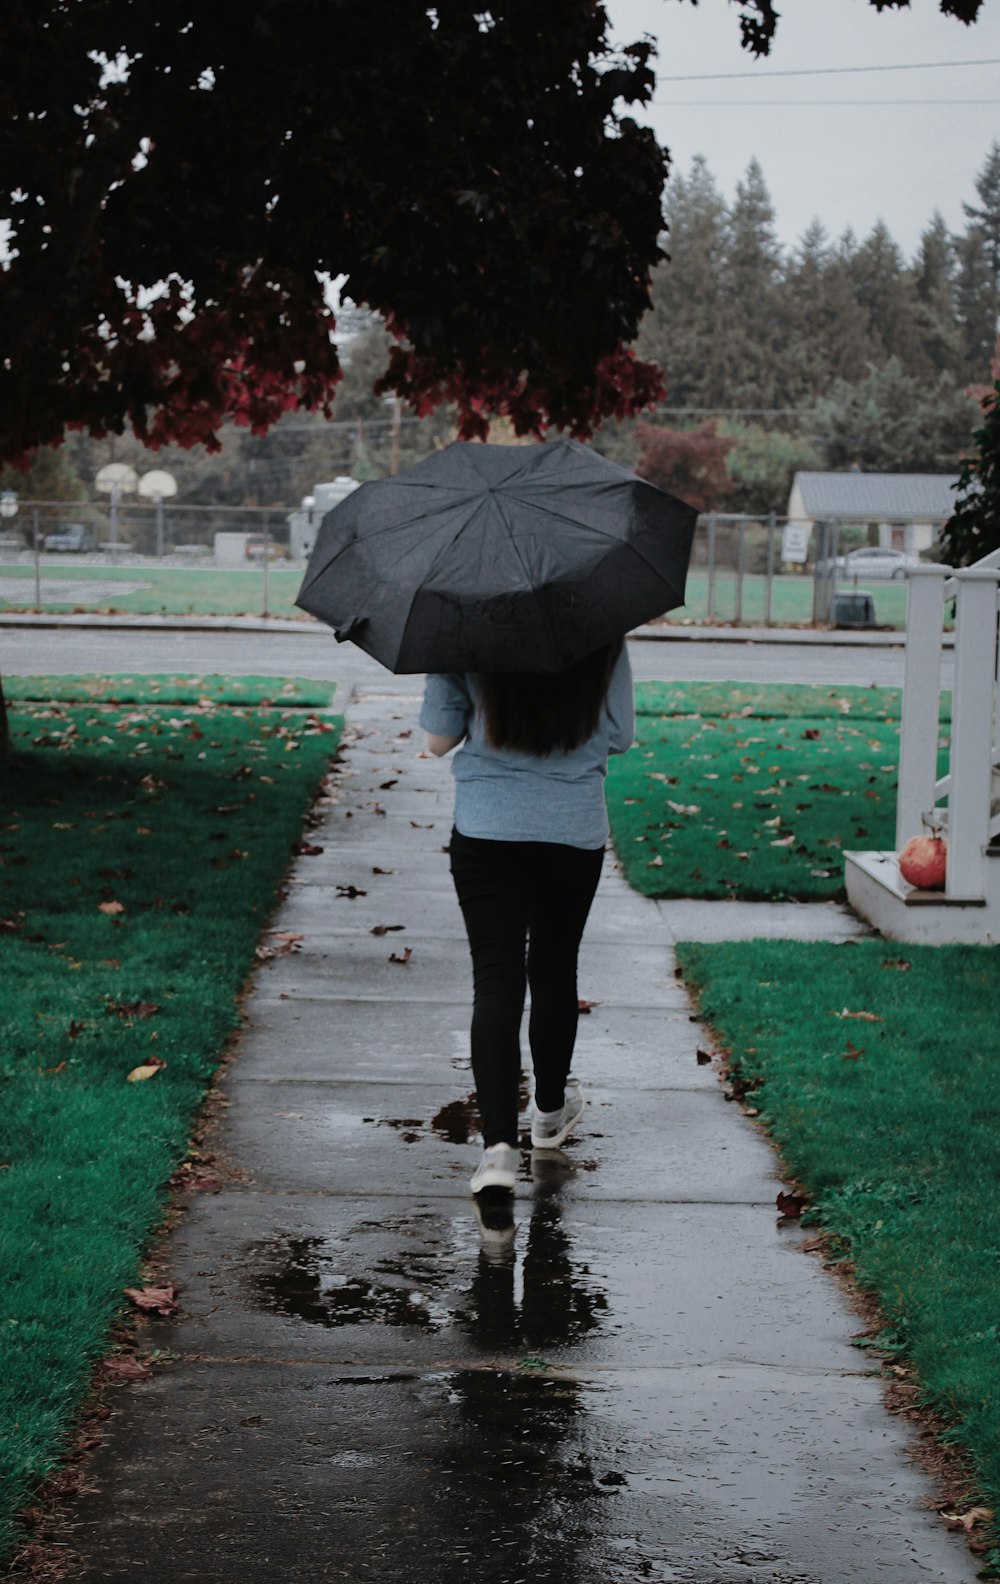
250, 1195, 609, 1355
252, 1234, 450, 1330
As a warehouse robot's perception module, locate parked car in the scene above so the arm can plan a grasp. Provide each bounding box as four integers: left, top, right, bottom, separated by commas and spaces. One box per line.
43, 522, 97, 553
819, 547, 918, 581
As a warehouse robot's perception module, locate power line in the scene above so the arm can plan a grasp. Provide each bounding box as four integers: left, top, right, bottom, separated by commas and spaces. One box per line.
654, 57, 1000, 83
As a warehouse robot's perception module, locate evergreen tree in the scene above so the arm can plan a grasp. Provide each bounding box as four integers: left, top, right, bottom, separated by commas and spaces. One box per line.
635, 156, 730, 410
782, 222, 871, 399
911, 213, 961, 378
718, 159, 785, 410
956, 143, 1000, 382
847, 221, 924, 371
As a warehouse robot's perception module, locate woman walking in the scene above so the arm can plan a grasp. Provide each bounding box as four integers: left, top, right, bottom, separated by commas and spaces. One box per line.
420, 639, 635, 1195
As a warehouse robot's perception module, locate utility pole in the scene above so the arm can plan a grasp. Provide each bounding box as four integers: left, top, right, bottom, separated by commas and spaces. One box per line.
390, 397, 401, 476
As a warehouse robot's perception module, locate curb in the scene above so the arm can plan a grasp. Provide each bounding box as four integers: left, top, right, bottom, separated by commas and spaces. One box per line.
0, 612, 934, 647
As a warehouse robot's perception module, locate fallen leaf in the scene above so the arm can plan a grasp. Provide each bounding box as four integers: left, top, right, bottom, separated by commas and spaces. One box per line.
372, 867, 394, 875
942, 1507, 994, 1534
379, 779, 398, 790
696, 1048, 713, 1065
98, 900, 125, 915
842, 1041, 864, 1061
100, 1356, 153, 1381
776, 1189, 808, 1218
107, 1001, 161, 1020
647, 854, 664, 867
370, 924, 405, 935
882, 958, 911, 972
578, 998, 602, 1012
770, 834, 796, 847
293, 841, 324, 856
336, 884, 366, 899
833, 1008, 883, 1022
124, 1284, 178, 1317
389, 947, 413, 965
802, 728, 821, 740
126, 1057, 167, 1083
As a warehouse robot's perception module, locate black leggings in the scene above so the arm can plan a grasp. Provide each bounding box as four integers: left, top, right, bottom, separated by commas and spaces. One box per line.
449, 829, 604, 1147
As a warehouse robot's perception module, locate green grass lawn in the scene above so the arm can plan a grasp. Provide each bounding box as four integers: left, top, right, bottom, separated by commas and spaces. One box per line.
607, 681, 950, 902
677, 937, 1000, 1572
0, 561, 916, 627
0, 563, 308, 617
0, 678, 341, 1561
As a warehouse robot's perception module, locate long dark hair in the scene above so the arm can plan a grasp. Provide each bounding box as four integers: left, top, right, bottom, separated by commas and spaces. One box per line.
477, 639, 623, 757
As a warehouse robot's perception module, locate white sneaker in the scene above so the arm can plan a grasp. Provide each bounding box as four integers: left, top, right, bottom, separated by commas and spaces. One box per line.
531, 1079, 585, 1150
470, 1142, 518, 1194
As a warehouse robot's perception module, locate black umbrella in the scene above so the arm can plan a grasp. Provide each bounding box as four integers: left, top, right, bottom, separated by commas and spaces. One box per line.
295, 439, 697, 673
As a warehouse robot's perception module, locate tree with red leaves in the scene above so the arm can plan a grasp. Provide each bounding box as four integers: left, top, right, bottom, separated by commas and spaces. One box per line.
0, 1, 670, 469
635, 419, 735, 514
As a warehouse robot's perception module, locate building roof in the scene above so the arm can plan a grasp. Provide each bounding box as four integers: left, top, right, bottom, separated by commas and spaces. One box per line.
789, 472, 960, 522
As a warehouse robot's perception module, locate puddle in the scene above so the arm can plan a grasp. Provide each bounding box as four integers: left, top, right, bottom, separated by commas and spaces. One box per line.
252, 1235, 449, 1331
249, 1199, 610, 1350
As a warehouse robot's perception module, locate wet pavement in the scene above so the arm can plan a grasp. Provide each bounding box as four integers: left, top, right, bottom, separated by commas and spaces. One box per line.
64, 681, 976, 1584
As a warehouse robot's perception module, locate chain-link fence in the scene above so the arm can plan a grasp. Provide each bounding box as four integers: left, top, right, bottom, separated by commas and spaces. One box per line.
0, 500, 919, 627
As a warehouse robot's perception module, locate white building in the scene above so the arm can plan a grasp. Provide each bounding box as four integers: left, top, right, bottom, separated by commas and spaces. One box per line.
786, 472, 961, 556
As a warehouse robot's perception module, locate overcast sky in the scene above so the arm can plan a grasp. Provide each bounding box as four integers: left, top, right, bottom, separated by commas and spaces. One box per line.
605, 0, 1000, 258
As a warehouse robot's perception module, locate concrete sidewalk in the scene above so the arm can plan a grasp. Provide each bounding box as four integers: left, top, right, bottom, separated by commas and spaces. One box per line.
64, 681, 975, 1584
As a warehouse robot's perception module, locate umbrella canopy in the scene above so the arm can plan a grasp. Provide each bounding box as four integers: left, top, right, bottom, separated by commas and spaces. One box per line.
295, 439, 697, 673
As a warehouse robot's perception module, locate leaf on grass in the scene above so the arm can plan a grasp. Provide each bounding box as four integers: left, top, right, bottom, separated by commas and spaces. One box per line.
647, 854, 664, 867
371, 924, 405, 935
107, 1001, 161, 1019
124, 1284, 178, 1317
842, 1041, 864, 1061
98, 900, 125, 915
882, 958, 911, 971
833, 1008, 883, 1022
776, 1189, 808, 1218
126, 1057, 167, 1083
770, 834, 796, 847
389, 947, 413, 965
802, 728, 821, 740
666, 800, 700, 815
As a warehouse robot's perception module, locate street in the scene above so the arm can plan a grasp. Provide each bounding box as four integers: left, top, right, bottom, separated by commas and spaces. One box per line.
1, 625, 940, 691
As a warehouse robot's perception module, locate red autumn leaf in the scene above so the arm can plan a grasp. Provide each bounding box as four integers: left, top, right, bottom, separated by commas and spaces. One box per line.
802, 728, 821, 740
776, 1189, 808, 1218
842, 1041, 864, 1061
389, 946, 413, 964
124, 1284, 178, 1317
577, 998, 602, 1013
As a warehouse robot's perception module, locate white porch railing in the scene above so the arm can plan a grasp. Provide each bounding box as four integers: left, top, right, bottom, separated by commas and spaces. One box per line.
896, 552, 1000, 901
